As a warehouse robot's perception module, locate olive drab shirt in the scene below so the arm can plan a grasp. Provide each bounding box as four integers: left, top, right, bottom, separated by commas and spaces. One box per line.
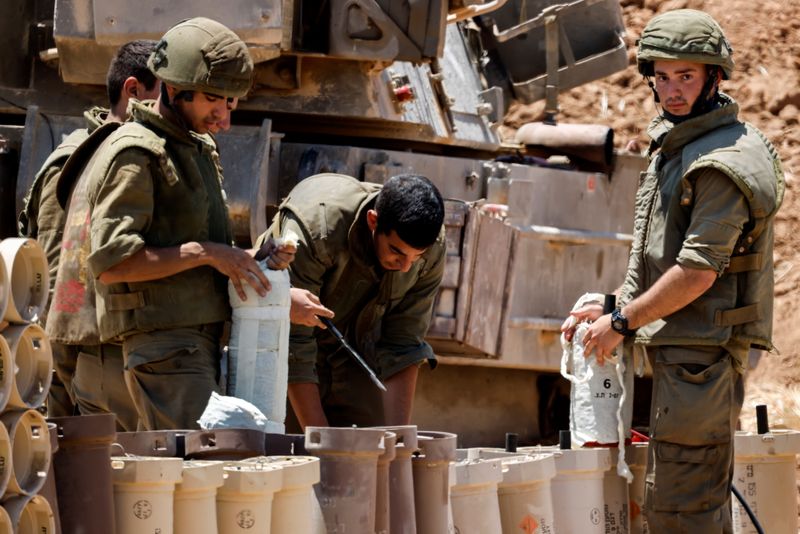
258, 173, 446, 384
85, 100, 234, 342
18, 107, 107, 319
619, 95, 784, 355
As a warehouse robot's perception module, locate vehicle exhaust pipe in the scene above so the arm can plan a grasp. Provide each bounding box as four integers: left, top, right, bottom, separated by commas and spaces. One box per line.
515, 122, 614, 169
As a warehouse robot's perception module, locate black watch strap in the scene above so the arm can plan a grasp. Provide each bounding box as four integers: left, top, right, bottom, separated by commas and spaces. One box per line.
611, 308, 636, 337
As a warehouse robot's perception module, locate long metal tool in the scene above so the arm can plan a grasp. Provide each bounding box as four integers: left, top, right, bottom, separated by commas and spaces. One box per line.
319, 316, 387, 392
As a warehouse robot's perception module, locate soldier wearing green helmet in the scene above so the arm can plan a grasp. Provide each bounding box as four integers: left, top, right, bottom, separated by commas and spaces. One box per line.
563, 9, 784, 532
78, 17, 292, 430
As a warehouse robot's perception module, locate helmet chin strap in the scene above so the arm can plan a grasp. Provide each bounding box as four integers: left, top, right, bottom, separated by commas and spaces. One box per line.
647, 66, 722, 124
160, 84, 195, 132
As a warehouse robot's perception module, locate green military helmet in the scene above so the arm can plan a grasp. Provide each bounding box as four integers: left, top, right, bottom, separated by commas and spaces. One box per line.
148, 17, 253, 98
637, 9, 734, 79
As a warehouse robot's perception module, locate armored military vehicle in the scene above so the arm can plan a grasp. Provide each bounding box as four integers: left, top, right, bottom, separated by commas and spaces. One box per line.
0, 0, 645, 445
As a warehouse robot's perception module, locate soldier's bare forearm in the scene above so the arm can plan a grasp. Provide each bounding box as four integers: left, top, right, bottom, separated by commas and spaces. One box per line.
288, 382, 329, 430
97, 242, 207, 285
622, 264, 717, 329
382, 364, 419, 426
98, 242, 270, 300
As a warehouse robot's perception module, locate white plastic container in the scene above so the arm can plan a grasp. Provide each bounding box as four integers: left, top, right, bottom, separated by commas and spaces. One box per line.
626, 443, 649, 534
1, 409, 50, 498
2, 494, 55, 533
604, 447, 631, 534
0, 422, 12, 498
550, 447, 612, 533
242, 456, 323, 534
217, 462, 283, 534
111, 456, 184, 534
450, 458, 503, 534
174, 461, 225, 534
461, 448, 559, 533
0, 335, 14, 413
3, 323, 53, 410
0, 504, 11, 534
227, 265, 291, 433
498, 453, 557, 534
0, 238, 49, 324
733, 429, 800, 534
0, 252, 8, 324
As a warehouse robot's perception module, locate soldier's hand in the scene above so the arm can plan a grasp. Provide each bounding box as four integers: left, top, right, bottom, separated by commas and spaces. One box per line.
266, 242, 296, 271
561, 303, 604, 342
252, 237, 297, 271
290, 288, 334, 327
204, 242, 271, 300
580, 313, 623, 366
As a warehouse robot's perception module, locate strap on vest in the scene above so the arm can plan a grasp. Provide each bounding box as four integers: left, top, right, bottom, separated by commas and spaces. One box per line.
714, 303, 761, 327
56, 122, 122, 209
726, 253, 762, 273
107, 292, 146, 311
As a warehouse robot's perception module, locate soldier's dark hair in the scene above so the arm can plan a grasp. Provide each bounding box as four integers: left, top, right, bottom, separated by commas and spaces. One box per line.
375, 174, 444, 249
107, 40, 158, 107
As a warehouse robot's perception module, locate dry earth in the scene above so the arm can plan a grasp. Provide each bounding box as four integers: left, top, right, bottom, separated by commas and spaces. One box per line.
503, 0, 800, 431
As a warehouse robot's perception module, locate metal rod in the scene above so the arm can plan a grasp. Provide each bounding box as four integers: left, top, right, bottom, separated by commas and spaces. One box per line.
319, 316, 388, 392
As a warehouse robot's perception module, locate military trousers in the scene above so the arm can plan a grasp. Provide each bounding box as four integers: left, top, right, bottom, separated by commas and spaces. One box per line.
122, 324, 223, 431
48, 342, 78, 417
285, 347, 386, 432
643, 344, 745, 534
72, 343, 138, 431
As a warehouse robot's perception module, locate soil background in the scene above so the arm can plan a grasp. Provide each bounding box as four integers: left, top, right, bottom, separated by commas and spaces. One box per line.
503, 0, 800, 431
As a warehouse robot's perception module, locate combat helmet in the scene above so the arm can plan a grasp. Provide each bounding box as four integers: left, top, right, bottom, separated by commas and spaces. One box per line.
637, 9, 734, 79
148, 17, 253, 98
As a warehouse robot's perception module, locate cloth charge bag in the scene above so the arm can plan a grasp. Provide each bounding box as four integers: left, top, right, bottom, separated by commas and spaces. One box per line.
561, 292, 634, 481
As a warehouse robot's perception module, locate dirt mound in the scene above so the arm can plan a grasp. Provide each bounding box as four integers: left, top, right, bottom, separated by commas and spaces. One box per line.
503, 0, 800, 430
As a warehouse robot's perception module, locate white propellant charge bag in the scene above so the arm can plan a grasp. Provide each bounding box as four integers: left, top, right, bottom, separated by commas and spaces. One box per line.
561, 292, 634, 482
227, 262, 291, 434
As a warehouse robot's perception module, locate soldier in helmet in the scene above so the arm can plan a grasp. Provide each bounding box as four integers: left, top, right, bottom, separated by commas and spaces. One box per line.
80, 18, 287, 430
562, 9, 784, 532
19, 39, 161, 422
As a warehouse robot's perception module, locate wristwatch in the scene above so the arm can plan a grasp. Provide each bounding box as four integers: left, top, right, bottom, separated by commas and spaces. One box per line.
610, 308, 636, 337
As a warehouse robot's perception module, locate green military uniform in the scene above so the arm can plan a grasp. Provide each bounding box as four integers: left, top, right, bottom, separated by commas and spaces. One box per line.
625, 11, 785, 531
19, 107, 105, 418
47, 119, 140, 431
258, 173, 445, 428
619, 95, 783, 531
85, 99, 234, 430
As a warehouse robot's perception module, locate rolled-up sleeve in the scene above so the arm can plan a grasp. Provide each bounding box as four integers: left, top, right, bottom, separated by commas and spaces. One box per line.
375, 241, 445, 379
87, 149, 153, 279
677, 168, 749, 274
281, 215, 329, 384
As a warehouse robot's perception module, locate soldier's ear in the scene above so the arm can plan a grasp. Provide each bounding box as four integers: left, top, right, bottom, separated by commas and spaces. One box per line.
366, 209, 378, 232
122, 76, 140, 99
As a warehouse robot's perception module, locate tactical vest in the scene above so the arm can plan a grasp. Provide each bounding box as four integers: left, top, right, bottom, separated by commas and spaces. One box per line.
84, 107, 234, 342
18, 129, 87, 238
47, 122, 121, 345
19, 107, 107, 325
622, 103, 784, 350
